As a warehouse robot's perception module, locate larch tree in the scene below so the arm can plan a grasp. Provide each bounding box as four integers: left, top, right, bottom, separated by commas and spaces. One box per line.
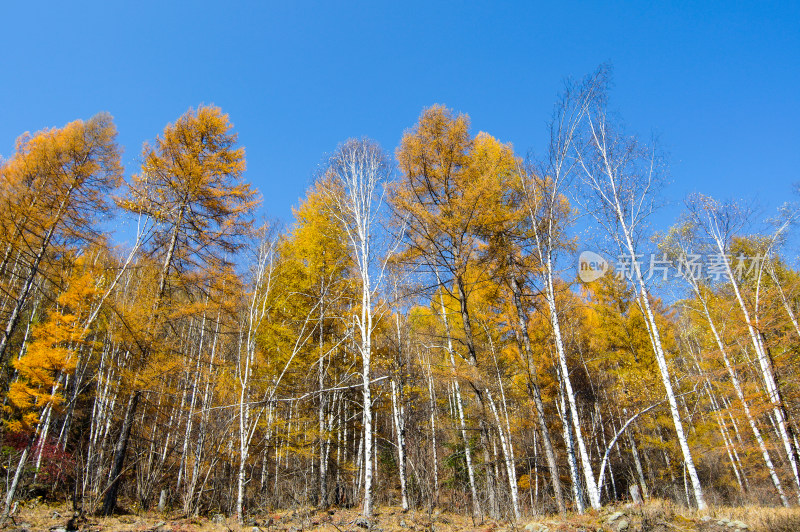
280, 174, 354, 508
120, 104, 257, 310
393, 106, 519, 520
105, 105, 258, 516
0, 114, 122, 367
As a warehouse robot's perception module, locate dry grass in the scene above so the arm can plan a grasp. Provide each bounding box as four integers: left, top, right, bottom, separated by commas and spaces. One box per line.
697, 504, 800, 532
2, 498, 799, 532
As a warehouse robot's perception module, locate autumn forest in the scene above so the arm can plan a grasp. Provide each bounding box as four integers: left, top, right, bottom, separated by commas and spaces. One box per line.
1, 68, 799, 526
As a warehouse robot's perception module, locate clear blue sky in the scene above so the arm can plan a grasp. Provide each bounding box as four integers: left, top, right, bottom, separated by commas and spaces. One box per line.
1, 1, 798, 236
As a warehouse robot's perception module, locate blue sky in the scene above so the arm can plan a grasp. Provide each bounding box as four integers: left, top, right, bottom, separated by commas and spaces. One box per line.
1, 1, 798, 243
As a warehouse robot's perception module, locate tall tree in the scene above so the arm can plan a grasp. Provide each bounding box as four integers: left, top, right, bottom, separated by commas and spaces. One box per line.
508, 69, 606, 510
325, 138, 393, 518
280, 175, 354, 508
120, 104, 257, 310
104, 105, 258, 516
577, 80, 707, 509
394, 106, 526, 519
0, 113, 122, 366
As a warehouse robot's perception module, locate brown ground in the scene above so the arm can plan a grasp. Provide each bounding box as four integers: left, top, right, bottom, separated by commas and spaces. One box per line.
2, 499, 797, 532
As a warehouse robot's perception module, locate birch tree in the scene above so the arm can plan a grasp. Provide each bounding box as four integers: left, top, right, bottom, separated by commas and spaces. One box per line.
514, 68, 607, 510
661, 221, 791, 505
235, 231, 277, 523
577, 79, 708, 510
685, 194, 800, 501
325, 138, 394, 518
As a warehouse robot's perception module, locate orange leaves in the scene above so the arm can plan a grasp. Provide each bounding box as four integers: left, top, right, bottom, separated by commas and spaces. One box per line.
396, 105, 471, 188
4, 258, 98, 434
394, 106, 471, 236
0, 114, 122, 271
121, 105, 258, 298
0, 113, 122, 366
130, 105, 254, 223
1, 113, 122, 217
394, 105, 519, 276
6, 309, 85, 433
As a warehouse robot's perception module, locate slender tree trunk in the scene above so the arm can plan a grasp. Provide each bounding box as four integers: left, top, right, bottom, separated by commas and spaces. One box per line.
103, 390, 141, 516
698, 297, 789, 505
33, 401, 54, 477
544, 259, 601, 509
360, 301, 374, 517
318, 293, 329, 508
391, 379, 409, 511
237, 334, 252, 524
455, 276, 478, 366
620, 223, 706, 509
154, 205, 185, 309
2, 436, 34, 524
177, 313, 206, 493
424, 353, 440, 506
557, 378, 584, 513
509, 275, 566, 513
482, 325, 521, 520
582, 108, 707, 508
717, 250, 800, 501
481, 419, 499, 520
707, 389, 746, 494
487, 389, 521, 521
627, 430, 649, 501
435, 272, 481, 521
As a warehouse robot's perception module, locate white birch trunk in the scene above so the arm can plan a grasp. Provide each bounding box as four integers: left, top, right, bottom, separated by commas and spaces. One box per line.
712, 240, 800, 500
508, 274, 566, 513
698, 295, 789, 505
434, 272, 481, 520
580, 89, 707, 509
2, 439, 32, 522
391, 379, 409, 511
425, 360, 440, 505
631, 256, 706, 509
327, 138, 393, 518
544, 259, 601, 509
557, 385, 584, 513
487, 389, 520, 521
627, 430, 649, 500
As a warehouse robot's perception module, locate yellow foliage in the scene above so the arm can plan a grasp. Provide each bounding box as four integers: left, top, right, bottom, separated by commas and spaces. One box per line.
5, 259, 98, 434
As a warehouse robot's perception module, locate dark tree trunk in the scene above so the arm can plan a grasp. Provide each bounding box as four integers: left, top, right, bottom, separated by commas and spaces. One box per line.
103, 390, 141, 516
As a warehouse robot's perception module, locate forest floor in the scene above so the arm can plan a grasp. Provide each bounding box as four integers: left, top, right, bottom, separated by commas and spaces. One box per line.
3, 499, 799, 532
